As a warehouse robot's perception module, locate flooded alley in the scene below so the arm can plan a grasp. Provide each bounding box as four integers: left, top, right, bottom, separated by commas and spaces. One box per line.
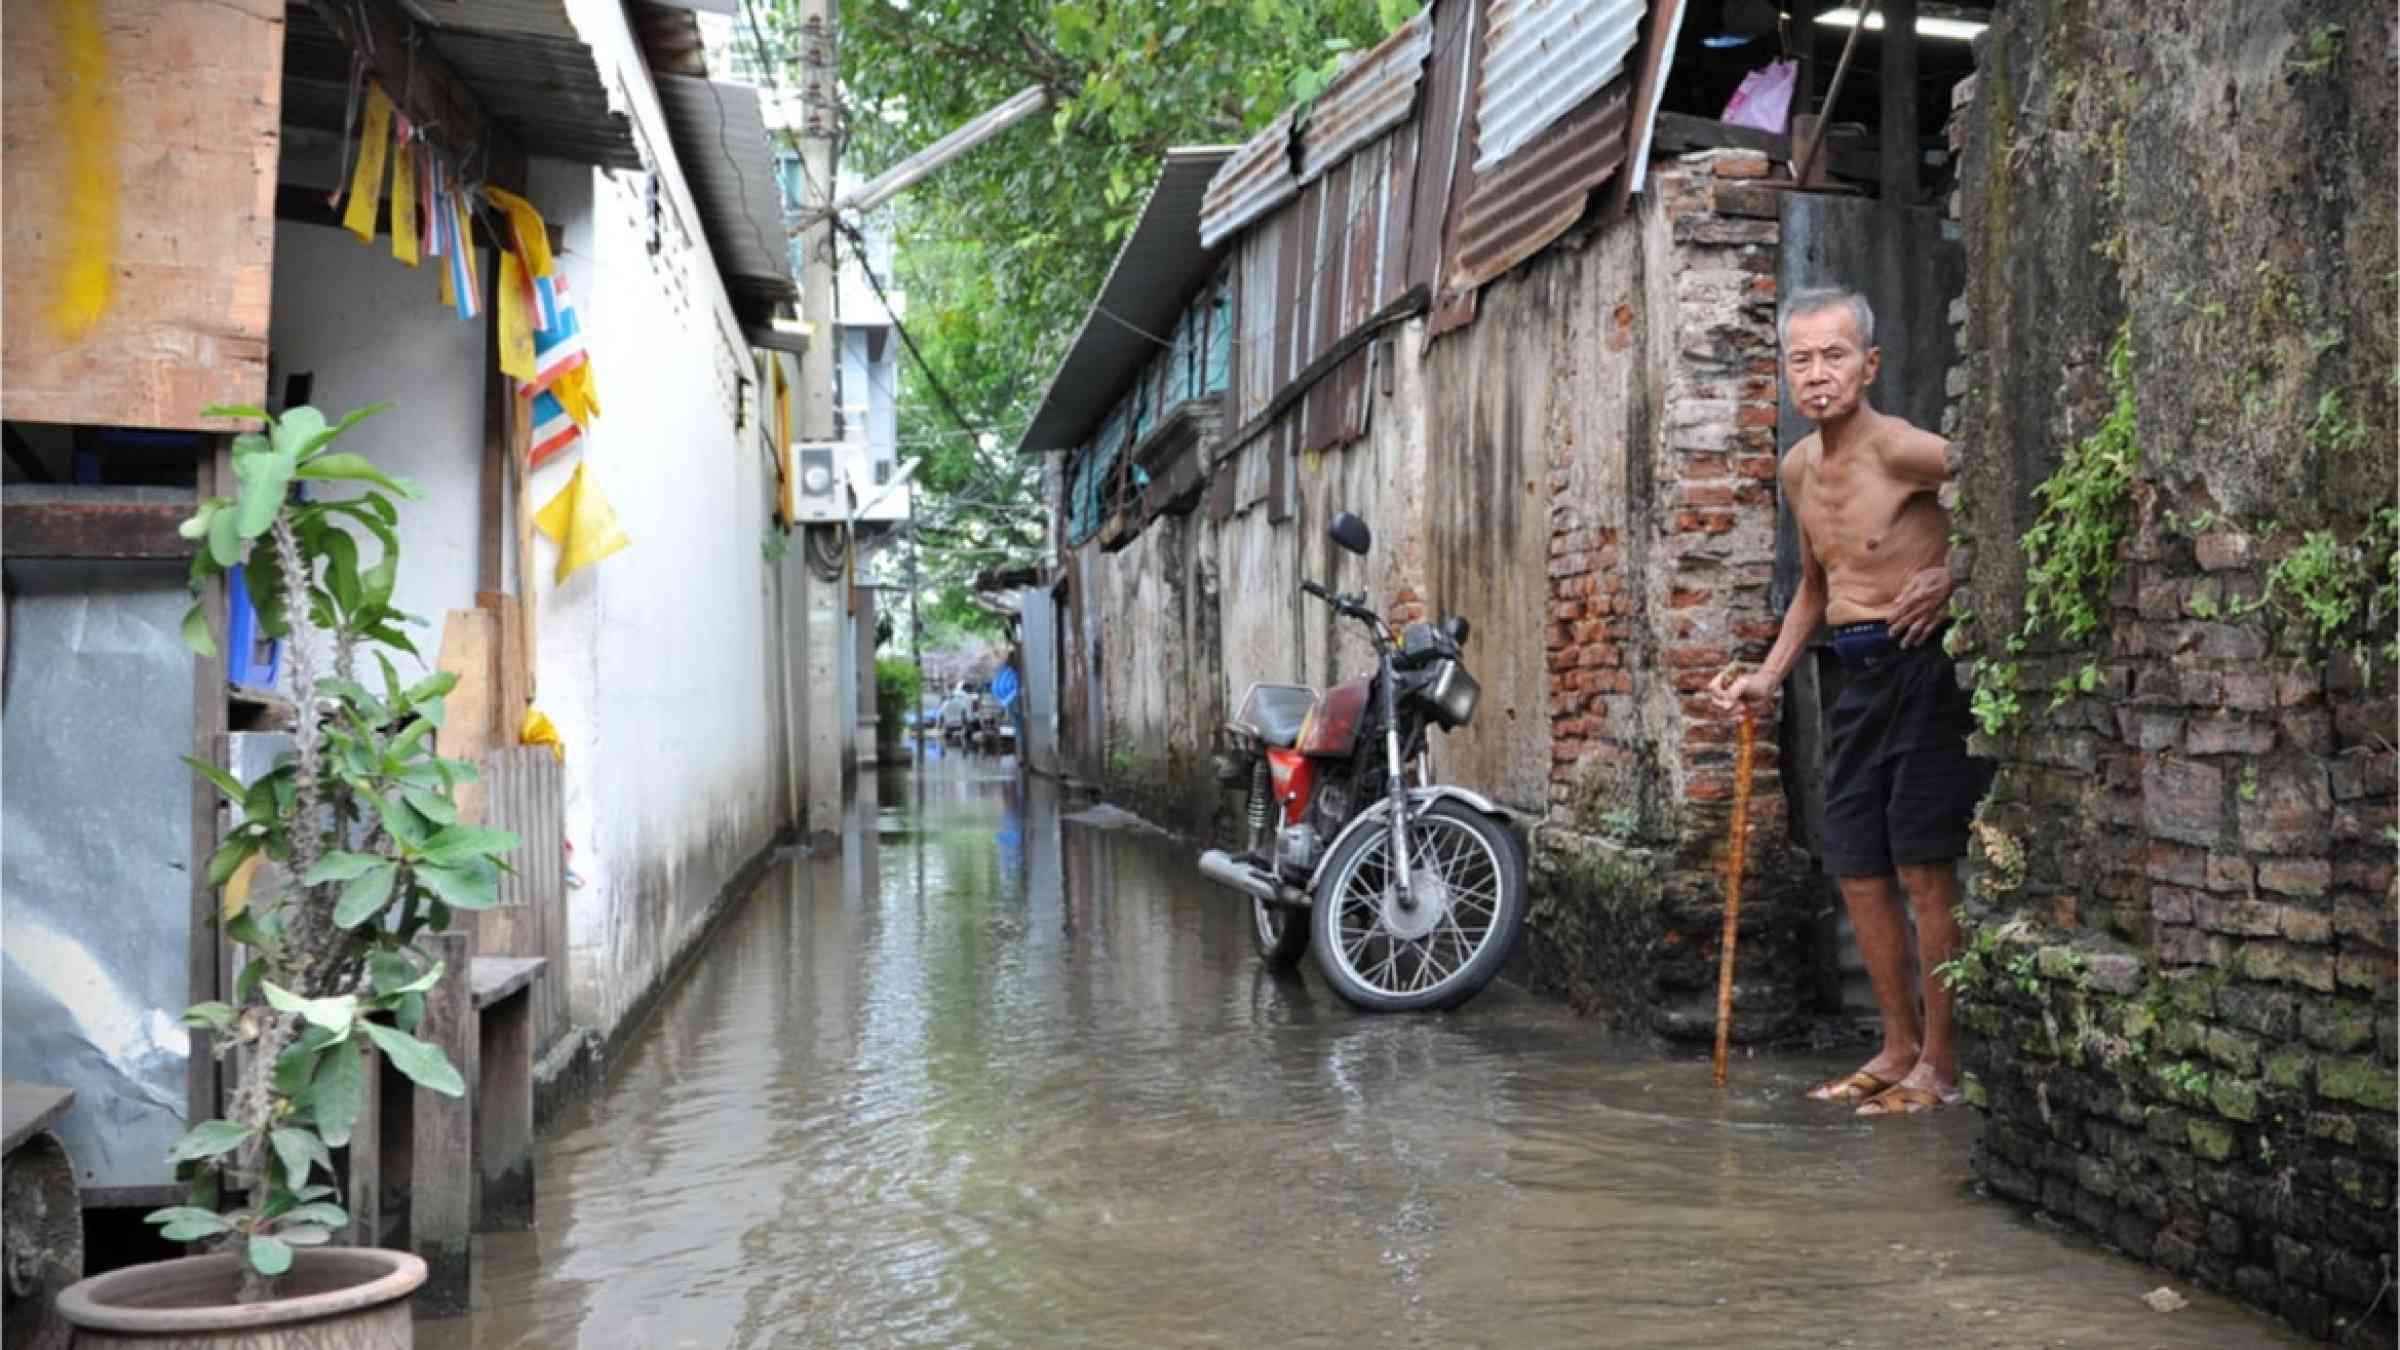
422, 752, 2304, 1349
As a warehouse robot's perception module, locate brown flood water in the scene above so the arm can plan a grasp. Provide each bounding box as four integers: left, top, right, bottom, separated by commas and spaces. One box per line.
420, 750, 2303, 1349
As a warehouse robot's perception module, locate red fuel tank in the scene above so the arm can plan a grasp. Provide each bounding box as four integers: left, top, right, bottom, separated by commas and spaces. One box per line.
1298, 677, 1371, 759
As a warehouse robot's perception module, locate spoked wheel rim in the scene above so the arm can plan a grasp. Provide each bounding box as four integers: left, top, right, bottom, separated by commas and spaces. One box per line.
1324, 813, 1505, 1000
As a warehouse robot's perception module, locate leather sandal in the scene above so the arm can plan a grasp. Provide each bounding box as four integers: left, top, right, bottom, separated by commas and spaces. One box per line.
1805, 1069, 1894, 1104
1855, 1083, 1959, 1117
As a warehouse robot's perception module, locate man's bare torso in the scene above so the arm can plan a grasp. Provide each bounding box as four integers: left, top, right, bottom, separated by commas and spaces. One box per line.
1784, 410, 1951, 627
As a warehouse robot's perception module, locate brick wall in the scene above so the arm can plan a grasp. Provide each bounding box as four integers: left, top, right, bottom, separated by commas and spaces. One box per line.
1531, 152, 1812, 1041
1943, 6, 2397, 1341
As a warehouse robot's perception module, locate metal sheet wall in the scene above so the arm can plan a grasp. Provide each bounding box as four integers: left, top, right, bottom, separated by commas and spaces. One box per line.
1018, 585, 1062, 777
1, 563, 197, 1191
478, 747, 569, 1057
1471, 0, 1647, 171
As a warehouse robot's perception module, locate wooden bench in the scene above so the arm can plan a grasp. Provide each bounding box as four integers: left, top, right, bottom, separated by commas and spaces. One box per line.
339, 942, 543, 1317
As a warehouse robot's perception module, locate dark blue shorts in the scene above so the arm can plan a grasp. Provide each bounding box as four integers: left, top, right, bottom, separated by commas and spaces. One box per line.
1821, 621, 1991, 878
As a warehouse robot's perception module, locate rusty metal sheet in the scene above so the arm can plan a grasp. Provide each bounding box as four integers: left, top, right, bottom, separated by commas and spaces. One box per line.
1200, 110, 1298, 249
1296, 8, 1435, 185
1407, 0, 1484, 294
1472, 0, 1647, 173
1448, 79, 1632, 297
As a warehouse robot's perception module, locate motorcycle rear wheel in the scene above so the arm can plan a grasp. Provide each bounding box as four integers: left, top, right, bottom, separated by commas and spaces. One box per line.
1310, 799, 1526, 1012
1253, 897, 1310, 966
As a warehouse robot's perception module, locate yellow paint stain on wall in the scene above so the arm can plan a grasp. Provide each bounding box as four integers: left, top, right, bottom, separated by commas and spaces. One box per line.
52, 0, 118, 338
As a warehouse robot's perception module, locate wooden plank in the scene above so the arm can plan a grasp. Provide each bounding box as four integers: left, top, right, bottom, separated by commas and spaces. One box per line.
1880, 0, 1920, 205
477, 592, 531, 741
510, 391, 539, 700
342, 1042, 382, 1248
474, 979, 537, 1230
1, 1082, 75, 1157
470, 956, 544, 1010
433, 609, 501, 825
1650, 110, 1881, 184
1, 0, 281, 430
302, 0, 489, 170
190, 439, 231, 1135
1, 500, 197, 560
412, 933, 476, 1316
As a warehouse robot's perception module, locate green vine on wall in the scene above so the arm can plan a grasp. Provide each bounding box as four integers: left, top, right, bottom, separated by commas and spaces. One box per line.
2263, 502, 2400, 671
1971, 320, 2143, 734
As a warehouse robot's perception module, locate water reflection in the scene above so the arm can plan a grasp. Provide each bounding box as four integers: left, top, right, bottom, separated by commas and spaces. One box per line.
421, 752, 2300, 1349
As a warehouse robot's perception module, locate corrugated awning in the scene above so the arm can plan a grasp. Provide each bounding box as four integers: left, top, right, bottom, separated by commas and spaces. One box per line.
282, 0, 640, 170
651, 75, 800, 322
1016, 147, 1234, 454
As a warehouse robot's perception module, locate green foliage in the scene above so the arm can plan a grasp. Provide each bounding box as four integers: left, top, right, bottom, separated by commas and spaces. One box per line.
2262, 504, 2399, 670
827, 0, 1396, 619
2157, 1058, 2213, 1100
2288, 23, 2345, 75
1971, 322, 2141, 733
162, 404, 512, 1293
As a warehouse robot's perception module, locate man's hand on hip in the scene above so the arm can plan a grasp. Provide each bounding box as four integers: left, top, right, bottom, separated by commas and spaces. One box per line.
1890, 567, 1954, 648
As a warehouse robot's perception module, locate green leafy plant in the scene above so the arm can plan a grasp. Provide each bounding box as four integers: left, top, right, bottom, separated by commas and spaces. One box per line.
157, 404, 517, 1299
2263, 504, 2399, 670
1971, 321, 2141, 732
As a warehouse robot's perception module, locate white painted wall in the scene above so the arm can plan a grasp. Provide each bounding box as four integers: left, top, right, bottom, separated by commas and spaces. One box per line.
265, 221, 488, 685
525, 0, 803, 1041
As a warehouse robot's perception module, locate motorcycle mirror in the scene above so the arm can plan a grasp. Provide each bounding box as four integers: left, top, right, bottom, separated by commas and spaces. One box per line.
1329, 512, 1372, 556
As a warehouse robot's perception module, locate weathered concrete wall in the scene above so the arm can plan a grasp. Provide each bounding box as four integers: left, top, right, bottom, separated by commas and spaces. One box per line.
1094, 510, 1222, 829
1943, 4, 2398, 1340
535, 0, 800, 1049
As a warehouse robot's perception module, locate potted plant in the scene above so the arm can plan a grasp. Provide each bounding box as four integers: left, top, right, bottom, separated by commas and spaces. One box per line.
54, 403, 519, 1345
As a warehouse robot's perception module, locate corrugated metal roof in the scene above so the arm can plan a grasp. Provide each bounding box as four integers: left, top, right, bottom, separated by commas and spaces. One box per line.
282, 2, 639, 170
1448, 78, 1631, 292
1295, 9, 1435, 184
1471, 0, 1646, 172
1019, 148, 1235, 453
1198, 112, 1296, 250
651, 74, 798, 320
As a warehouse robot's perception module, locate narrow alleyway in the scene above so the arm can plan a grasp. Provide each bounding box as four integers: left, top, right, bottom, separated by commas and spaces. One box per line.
421, 752, 2303, 1349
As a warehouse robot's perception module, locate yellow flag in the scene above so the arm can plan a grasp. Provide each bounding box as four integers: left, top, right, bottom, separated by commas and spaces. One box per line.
483, 185, 555, 278
520, 707, 565, 763
496, 251, 536, 381
391, 131, 419, 266
532, 462, 630, 584
342, 85, 393, 243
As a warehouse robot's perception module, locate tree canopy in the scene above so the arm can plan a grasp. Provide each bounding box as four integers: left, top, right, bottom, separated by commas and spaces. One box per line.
820, 0, 1406, 638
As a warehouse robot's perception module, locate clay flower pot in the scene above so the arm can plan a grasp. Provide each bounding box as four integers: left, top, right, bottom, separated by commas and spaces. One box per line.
54, 1247, 424, 1348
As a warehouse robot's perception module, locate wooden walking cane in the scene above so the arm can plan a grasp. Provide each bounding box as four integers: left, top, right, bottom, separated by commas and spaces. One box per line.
1713, 666, 1761, 1089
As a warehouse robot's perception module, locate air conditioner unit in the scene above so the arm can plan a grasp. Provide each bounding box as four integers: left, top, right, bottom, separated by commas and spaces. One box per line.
789, 442, 916, 525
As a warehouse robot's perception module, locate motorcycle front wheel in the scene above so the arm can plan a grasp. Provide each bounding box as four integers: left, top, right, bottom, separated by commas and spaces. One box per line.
1310, 799, 1527, 1012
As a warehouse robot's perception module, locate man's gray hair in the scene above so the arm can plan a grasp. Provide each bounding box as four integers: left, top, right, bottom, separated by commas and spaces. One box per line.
1779, 287, 1876, 348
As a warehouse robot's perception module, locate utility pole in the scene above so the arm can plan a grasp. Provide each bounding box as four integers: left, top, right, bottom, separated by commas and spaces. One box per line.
795, 0, 845, 842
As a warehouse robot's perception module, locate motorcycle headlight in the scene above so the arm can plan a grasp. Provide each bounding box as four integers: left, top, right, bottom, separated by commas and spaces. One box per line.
1426, 659, 1479, 730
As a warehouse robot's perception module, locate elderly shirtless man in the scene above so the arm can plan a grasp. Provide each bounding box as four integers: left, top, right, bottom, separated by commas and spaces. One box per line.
1710, 286, 1988, 1117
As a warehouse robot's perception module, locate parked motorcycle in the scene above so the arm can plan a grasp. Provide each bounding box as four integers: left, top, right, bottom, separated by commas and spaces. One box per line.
1199, 511, 1528, 1012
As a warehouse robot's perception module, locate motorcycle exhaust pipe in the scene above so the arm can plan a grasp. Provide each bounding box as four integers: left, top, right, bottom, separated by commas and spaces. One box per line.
1198, 849, 1311, 911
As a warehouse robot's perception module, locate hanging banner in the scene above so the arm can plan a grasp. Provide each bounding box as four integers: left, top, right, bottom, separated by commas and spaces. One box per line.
496, 250, 536, 380
340, 84, 393, 243
527, 388, 582, 468
532, 461, 631, 583
390, 116, 419, 267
